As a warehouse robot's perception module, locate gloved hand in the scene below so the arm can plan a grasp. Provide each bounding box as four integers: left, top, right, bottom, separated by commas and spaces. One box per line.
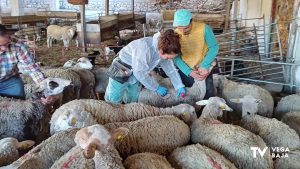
156, 86, 168, 97
177, 87, 186, 98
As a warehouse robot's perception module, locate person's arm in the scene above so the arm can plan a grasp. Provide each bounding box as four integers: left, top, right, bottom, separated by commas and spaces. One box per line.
199, 25, 219, 70
173, 54, 193, 76
159, 59, 184, 90
16, 43, 45, 84
132, 45, 159, 91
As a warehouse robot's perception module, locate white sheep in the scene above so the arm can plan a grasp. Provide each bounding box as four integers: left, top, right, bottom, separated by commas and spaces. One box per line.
0, 96, 51, 143
231, 95, 300, 151
191, 96, 273, 169
281, 111, 300, 136
47, 25, 78, 48
50, 125, 128, 169
104, 115, 190, 159
124, 152, 173, 169
213, 74, 274, 118
274, 94, 300, 119
50, 99, 196, 134
168, 144, 237, 169
4, 128, 79, 169
0, 138, 35, 167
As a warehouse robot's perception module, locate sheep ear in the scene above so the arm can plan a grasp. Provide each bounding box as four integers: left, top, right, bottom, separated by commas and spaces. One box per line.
111, 127, 129, 142
230, 98, 243, 103
83, 143, 97, 159
17, 140, 35, 150
196, 100, 209, 106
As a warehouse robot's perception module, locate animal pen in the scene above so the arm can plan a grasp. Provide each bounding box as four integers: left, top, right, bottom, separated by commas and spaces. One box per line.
216, 17, 300, 91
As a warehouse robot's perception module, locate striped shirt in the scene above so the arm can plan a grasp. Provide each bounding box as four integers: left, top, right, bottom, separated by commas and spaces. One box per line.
0, 41, 45, 84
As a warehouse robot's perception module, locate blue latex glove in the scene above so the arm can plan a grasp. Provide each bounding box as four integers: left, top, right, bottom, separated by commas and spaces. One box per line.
177, 87, 186, 98
156, 86, 168, 97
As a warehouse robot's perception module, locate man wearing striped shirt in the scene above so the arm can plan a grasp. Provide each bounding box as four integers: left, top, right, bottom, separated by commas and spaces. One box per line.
0, 24, 57, 104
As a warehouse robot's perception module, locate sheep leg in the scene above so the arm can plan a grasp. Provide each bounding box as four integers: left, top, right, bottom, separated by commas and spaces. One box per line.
63, 39, 70, 50
47, 36, 52, 48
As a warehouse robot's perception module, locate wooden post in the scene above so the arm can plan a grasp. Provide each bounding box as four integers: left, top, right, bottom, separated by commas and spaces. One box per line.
224, 0, 231, 32
105, 0, 109, 16
80, 4, 87, 52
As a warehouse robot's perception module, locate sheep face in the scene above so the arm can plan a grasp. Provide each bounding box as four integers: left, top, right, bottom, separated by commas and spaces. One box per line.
172, 104, 197, 124
75, 57, 93, 70
63, 59, 77, 68
74, 125, 129, 159
197, 97, 233, 119
230, 95, 262, 117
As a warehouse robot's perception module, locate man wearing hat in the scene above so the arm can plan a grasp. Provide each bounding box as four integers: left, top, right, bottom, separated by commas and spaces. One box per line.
172, 9, 219, 99
0, 24, 58, 104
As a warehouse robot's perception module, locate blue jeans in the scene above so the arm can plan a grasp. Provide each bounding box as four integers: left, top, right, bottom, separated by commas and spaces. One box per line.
104, 77, 141, 104
0, 75, 25, 100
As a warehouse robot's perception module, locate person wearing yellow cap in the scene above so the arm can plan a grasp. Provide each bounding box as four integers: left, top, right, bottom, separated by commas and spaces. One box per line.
172, 9, 219, 99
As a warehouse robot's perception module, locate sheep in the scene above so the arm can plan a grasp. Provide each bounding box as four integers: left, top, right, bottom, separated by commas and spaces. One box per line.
46, 25, 78, 48
213, 74, 274, 119
191, 96, 273, 169
50, 99, 196, 135
14, 27, 41, 41
274, 94, 300, 119
92, 67, 109, 100
124, 152, 173, 169
168, 144, 237, 169
281, 111, 300, 136
50, 125, 128, 169
231, 95, 300, 151
0, 138, 35, 167
274, 150, 300, 169
0, 96, 51, 143
4, 128, 79, 169
104, 115, 190, 159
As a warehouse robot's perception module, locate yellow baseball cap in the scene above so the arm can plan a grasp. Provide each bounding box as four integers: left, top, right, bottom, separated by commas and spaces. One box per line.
173, 9, 193, 27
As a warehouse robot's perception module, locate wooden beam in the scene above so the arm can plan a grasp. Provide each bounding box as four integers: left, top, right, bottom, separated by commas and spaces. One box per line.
80, 4, 87, 52
224, 0, 231, 32
105, 0, 109, 16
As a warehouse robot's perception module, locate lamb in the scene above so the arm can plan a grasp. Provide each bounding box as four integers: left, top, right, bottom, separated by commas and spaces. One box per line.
274, 150, 300, 169
231, 95, 300, 151
274, 94, 300, 119
50, 99, 196, 134
3, 129, 79, 169
191, 96, 273, 169
281, 111, 300, 136
104, 115, 190, 159
50, 125, 128, 169
0, 96, 51, 143
213, 74, 274, 118
168, 144, 237, 169
0, 138, 35, 167
63, 57, 93, 70
124, 152, 173, 169
46, 25, 78, 48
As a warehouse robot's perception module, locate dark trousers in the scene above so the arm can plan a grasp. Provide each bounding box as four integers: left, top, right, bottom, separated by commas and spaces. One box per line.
178, 69, 215, 99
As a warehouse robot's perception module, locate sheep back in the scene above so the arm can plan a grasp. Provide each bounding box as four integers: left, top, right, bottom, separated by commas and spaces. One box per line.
191, 118, 273, 169
275, 94, 300, 119
281, 111, 300, 137
5, 129, 79, 169
222, 80, 274, 118
168, 144, 237, 169
274, 150, 300, 169
124, 152, 173, 169
71, 68, 96, 99
104, 116, 190, 159
241, 114, 300, 151
0, 97, 50, 143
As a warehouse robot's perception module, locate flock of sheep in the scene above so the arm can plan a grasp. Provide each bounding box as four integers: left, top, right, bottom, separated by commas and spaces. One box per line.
0, 57, 300, 169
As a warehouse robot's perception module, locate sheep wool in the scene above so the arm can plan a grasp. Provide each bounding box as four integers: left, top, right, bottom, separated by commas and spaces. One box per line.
124, 152, 173, 169
47, 25, 77, 48
275, 94, 300, 119
0, 96, 50, 142
104, 116, 190, 159
274, 150, 300, 169
50, 99, 196, 134
168, 144, 237, 169
241, 114, 300, 151
191, 118, 273, 169
70, 68, 96, 99
4, 129, 79, 169
281, 111, 300, 136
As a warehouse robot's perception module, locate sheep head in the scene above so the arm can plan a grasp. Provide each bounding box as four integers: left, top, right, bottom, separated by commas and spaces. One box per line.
63, 59, 77, 68
172, 104, 197, 124
230, 95, 262, 117
35, 77, 72, 97
75, 125, 129, 159
212, 74, 227, 91
17, 140, 35, 150
196, 97, 233, 119
74, 57, 93, 70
